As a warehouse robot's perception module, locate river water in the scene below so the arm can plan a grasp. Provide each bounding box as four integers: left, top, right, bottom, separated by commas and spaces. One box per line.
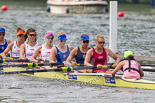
0, 0, 155, 103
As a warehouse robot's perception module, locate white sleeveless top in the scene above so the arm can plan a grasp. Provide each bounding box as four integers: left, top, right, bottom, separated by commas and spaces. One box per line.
25, 42, 39, 59
40, 44, 54, 60
10, 41, 20, 58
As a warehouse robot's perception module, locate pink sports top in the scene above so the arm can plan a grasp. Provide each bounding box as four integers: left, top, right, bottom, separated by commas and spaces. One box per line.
92, 48, 108, 73
122, 60, 140, 79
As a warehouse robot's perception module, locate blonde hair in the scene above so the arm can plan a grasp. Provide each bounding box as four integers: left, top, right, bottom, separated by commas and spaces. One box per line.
95, 34, 104, 41
80, 34, 88, 38
58, 32, 66, 36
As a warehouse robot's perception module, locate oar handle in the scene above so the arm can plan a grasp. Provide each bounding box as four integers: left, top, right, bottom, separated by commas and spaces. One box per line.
0, 58, 49, 63
0, 63, 64, 67
0, 65, 111, 75
0, 58, 30, 63
96, 65, 114, 69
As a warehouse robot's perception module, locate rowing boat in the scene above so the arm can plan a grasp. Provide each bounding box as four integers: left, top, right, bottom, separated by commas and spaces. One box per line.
2, 67, 155, 90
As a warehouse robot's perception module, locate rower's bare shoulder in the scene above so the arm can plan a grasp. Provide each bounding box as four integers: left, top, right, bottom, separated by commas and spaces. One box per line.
37, 45, 42, 51
104, 48, 111, 52
38, 43, 42, 46
7, 39, 11, 44
71, 48, 77, 52
8, 42, 14, 47
104, 48, 111, 54
87, 48, 93, 52
68, 45, 74, 51
21, 43, 25, 47
87, 48, 93, 55
51, 47, 57, 54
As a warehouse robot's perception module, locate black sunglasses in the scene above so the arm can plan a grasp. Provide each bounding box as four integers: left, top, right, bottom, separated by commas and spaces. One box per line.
83, 40, 89, 43
0, 33, 5, 36
98, 41, 105, 44
18, 34, 24, 37
29, 34, 37, 37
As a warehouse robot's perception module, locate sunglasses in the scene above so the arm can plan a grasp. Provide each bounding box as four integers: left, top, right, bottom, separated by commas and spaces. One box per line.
98, 41, 105, 44
18, 34, 24, 37
47, 37, 53, 40
83, 40, 89, 43
0, 33, 5, 36
29, 34, 37, 37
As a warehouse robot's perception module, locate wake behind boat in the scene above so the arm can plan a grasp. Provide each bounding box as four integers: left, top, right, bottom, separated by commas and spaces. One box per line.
47, 0, 108, 14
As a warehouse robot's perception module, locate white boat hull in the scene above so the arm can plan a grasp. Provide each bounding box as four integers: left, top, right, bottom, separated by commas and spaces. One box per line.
47, 1, 108, 14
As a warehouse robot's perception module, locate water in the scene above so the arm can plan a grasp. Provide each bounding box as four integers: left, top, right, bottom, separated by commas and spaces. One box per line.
0, 0, 155, 103
0, 74, 155, 103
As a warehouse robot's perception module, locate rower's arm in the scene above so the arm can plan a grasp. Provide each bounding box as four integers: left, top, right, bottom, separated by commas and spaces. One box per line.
138, 63, 144, 77
7, 39, 11, 44
49, 47, 56, 63
111, 62, 124, 77
69, 45, 74, 51
30, 46, 42, 63
20, 44, 26, 59
38, 43, 42, 46
84, 49, 93, 66
107, 48, 120, 67
2, 42, 14, 59
65, 48, 77, 66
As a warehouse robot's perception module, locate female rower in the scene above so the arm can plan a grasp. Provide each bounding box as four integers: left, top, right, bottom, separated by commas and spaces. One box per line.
49, 32, 74, 64
111, 50, 144, 79
20, 28, 41, 59
65, 34, 89, 66
0, 28, 11, 54
2, 27, 26, 59
31, 32, 55, 63
84, 34, 120, 73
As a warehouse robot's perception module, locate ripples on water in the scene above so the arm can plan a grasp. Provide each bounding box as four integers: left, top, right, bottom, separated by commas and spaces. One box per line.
0, 1, 155, 103
0, 74, 155, 103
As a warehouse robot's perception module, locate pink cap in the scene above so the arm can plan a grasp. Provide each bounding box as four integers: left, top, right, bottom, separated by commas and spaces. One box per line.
45, 32, 54, 38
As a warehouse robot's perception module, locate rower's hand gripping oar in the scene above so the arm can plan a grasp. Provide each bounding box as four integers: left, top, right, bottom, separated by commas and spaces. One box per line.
0, 65, 112, 75
0, 63, 63, 68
